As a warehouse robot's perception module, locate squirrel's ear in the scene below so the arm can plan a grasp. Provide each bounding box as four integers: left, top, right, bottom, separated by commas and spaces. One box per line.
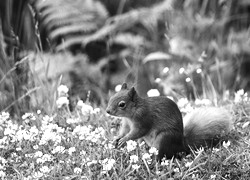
128, 87, 137, 101
121, 83, 128, 90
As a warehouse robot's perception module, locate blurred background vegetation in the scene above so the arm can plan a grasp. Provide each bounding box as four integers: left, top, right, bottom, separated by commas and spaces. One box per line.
0, 0, 250, 115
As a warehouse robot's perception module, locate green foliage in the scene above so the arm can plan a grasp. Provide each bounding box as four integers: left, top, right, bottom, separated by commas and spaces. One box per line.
34, 0, 109, 50
0, 89, 250, 179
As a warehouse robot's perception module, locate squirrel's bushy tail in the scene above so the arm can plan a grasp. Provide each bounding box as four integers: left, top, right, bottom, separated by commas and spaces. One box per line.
183, 107, 233, 149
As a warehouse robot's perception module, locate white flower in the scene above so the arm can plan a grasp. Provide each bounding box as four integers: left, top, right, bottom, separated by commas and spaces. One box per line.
51, 146, 65, 154
68, 147, 76, 155
149, 147, 158, 155
173, 168, 180, 173
142, 153, 152, 164
147, 89, 160, 97
142, 153, 151, 160
163, 67, 169, 73
185, 161, 193, 168
77, 100, 94, 115
34, 151, 43, 158
196, 68, 202, 74
74, 167, 82, 174
56, 96, 69, 108
57, 85, 69, 96
132, 164, 140, 170
115, 84, 122, 92
93, 108, 101, 114
80, 150, 86, 156
42, 154, 52, 162
160, 158, 169, 166
179, 67, 185, 74
40, 166, 50, 173
210, 174, 216, 179
0, 112, 10, 123
195, 99, 212, 106
0, 170, 5, 178
185, 77, 191, 82
16, 147, 22, 151
102, 158, 116, 172
212, 148, 220, 153
130, 155, 139, 164
177, 98, 189, 108
126, 140, 137, 152
222, 141, 230, 148
234, 89, 249, 103
37, 110, 41, 114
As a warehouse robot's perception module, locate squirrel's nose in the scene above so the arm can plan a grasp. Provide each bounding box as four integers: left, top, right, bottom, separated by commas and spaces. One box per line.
106, 109, 111, 114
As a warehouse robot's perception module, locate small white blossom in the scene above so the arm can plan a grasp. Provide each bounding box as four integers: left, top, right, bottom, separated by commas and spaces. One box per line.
102, 158, 116, 172
155, 78, 161, 83
37, 110, 41, 114
40, 166, 50, 173
77, 100, 94, 115
212, 148, 220, 153
222, 141, 230, 148
210, 174, 216, 179
173, 168, 180, 173
0, 171, 6, 178
130, 155, 139, 164
163, 67, 169, 73
80, 150, 86, 156
131, 164, 140, 170
177, 98, 189, 108
16, 147, 22, 151
147, 89, 160, 97
142, 153, 151, 160
195, 99, 212, 106
179, 67, 185, 74
161, 158, 169, 166
68, 147, 76, 155
149, 147, 158, 155
126, 140, 137, 152
56, 96, 69, 108
196, 68, 202, 74
185, 161, 193, 168
234, 89, 249, 103
34, 151, 43, 158
57, 85, 69, 96
115, 84, 122, 92
142, 153, 152, 164
51, 146, 65, 154
74, 167, 82, 174
0, 112, 10, 123
185, 77, 191, 82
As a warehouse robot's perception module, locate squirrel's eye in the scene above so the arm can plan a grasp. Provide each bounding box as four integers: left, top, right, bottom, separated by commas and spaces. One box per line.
118, 101, 126, 109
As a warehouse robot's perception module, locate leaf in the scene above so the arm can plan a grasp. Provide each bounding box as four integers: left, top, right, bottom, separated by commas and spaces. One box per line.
35, 0, 109, 49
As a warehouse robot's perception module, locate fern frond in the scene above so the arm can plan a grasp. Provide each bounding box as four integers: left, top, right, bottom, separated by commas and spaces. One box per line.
80, 0, 174, 46
35, 0, 109, 49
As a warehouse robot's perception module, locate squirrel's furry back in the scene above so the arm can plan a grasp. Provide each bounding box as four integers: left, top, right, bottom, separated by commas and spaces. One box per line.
183, 107, 233, 149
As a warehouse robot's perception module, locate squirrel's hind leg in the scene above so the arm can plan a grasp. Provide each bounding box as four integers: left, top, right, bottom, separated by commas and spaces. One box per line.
154, 132, 184, 161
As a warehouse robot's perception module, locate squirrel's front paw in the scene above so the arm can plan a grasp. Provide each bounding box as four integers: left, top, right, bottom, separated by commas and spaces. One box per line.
113, 137, 120, 148
117, 137, 127, 148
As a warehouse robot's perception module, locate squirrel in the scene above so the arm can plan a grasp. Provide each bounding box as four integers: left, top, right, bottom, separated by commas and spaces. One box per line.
106, 83, 233, 161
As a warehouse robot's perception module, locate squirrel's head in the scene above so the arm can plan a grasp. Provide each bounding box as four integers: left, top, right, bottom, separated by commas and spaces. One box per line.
106, 83, 138, 118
